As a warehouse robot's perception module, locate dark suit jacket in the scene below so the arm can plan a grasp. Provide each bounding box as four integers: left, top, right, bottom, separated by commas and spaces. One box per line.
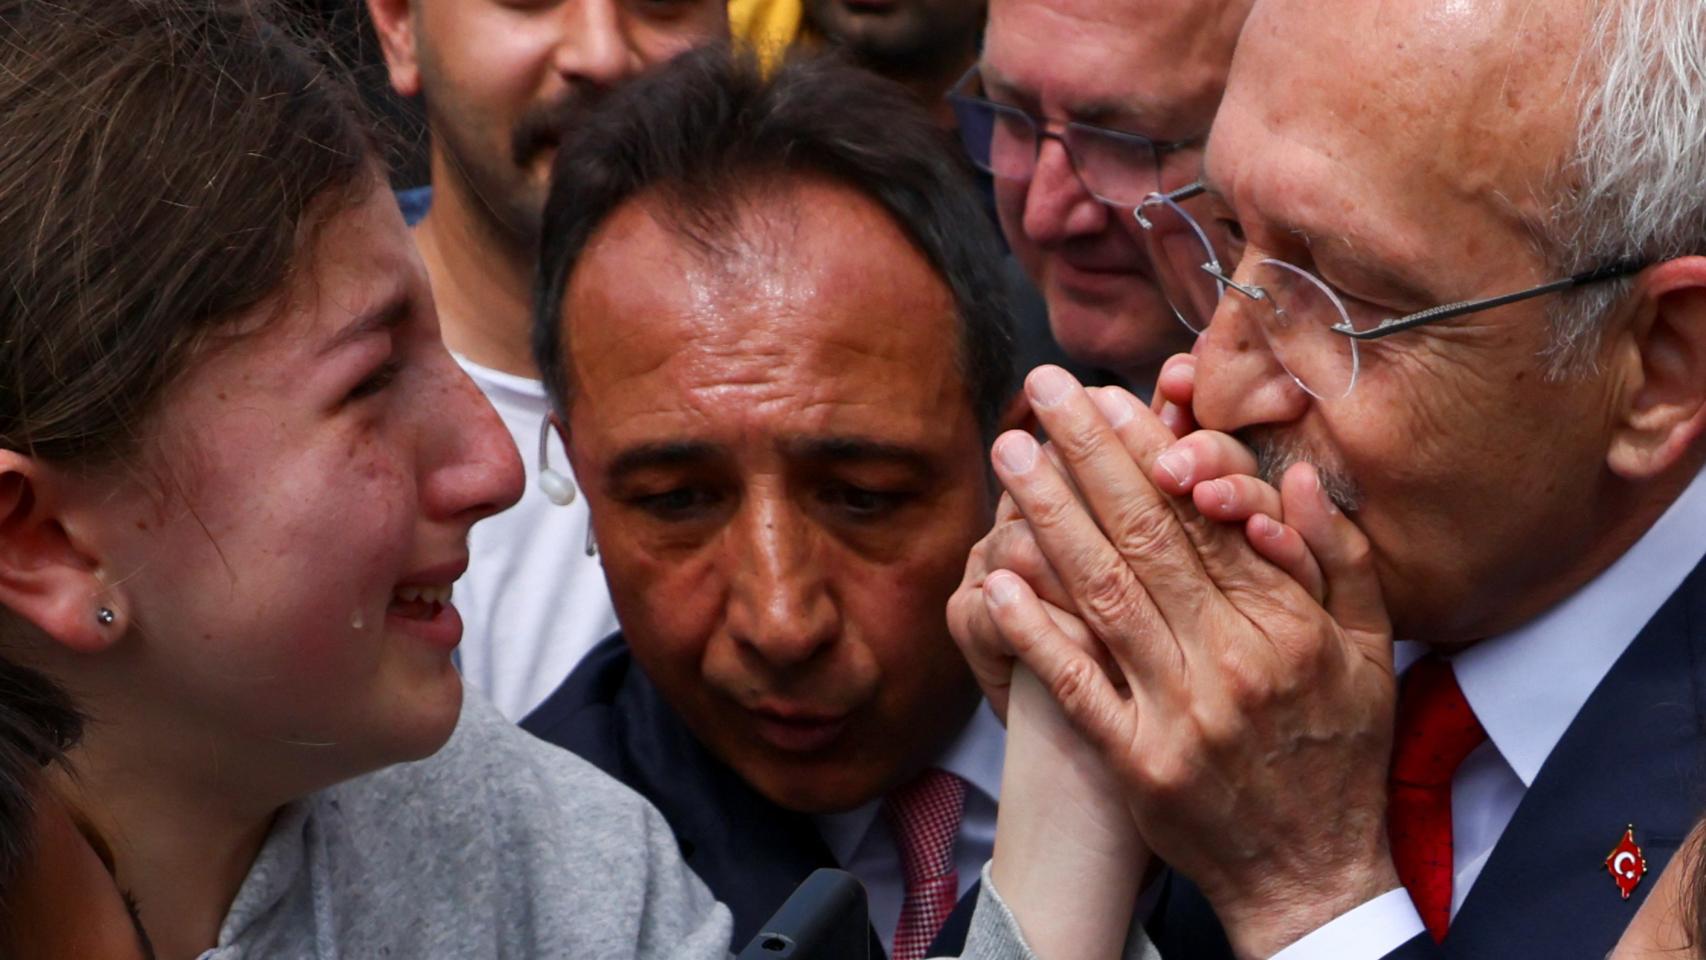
522, 633, 982, 958
1148, 555, 1706, 959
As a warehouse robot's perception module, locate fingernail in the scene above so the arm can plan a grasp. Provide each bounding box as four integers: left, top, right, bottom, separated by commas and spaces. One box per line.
1254, 514, 1284, 540
1090, 387, 1134, 427
1156, 447, 1194, 487
986, 572, 1022, 607
1206, 478, 1235, 512
1027, 366, 1074, 408
1158, 403, 1183, 437
995, 433, 1038, 474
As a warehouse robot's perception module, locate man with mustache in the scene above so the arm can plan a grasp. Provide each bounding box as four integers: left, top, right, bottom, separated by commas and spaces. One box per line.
367, 0, 730, 720
951, 0, 1706, 955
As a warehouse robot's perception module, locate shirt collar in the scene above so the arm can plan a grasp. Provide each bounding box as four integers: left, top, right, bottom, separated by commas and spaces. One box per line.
815, 700, 1007, 865
1398, 466, 1706, 787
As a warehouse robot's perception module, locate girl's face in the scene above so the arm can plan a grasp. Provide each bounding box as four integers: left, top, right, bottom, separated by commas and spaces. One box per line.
73, 183, 523, 791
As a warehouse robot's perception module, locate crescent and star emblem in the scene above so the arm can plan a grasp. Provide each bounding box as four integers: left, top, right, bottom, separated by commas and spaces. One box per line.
1604, 825, 1647, 901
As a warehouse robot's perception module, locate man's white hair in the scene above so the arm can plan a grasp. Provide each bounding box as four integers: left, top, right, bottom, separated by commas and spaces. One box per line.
1544, 0, 1706, 374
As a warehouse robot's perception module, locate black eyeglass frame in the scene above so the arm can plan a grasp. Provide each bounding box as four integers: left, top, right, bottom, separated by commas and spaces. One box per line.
1145, 182, 1650, 342
947, 67, 1199, 206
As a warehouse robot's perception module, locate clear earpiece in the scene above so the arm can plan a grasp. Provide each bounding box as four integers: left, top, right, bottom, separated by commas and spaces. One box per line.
536, 414, 577, 506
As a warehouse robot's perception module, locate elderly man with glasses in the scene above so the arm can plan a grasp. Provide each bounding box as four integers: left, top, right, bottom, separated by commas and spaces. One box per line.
950, 0, 1706, 957
951, 0, 1254, 389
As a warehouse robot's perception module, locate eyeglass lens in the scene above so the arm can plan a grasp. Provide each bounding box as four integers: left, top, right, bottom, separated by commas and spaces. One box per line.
1140, 194, 1382, 400
1137, 193, 1223, 333
951, 97, 1162, 207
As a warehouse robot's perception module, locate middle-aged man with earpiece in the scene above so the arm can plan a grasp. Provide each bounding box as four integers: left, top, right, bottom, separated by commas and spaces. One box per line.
950, 0, 1706, 956
365, 0, 729, 721
519, 50, 1034, 960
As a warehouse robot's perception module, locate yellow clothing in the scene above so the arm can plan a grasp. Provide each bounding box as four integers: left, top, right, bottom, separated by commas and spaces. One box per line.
728, 0, 809, 71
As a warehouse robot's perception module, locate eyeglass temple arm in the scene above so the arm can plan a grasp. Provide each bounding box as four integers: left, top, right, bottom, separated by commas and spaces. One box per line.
1134, 181, 1208, 229
1332, 259, 1649, 342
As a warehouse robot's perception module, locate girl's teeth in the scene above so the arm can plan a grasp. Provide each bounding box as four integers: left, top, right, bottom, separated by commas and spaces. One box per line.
392, 585, 452, 605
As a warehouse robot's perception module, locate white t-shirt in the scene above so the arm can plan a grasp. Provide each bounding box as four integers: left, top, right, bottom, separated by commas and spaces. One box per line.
453, 356, 620, 721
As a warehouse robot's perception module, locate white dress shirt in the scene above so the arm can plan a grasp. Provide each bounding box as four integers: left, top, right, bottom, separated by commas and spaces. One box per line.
1276, 466, 1706, 959
815, 701, 1007, 957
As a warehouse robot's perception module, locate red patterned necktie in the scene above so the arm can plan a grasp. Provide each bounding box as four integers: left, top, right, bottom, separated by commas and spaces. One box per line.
883, 769, 967, 960
1387, 656, 1487, 943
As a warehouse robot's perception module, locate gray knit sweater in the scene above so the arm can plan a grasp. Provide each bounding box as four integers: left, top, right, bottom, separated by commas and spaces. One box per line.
193, 686, 1087, 960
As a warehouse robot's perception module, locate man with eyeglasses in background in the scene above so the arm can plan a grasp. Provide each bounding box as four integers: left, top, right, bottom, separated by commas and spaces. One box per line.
950, 0, 1254, 391
950, 0, 1706, 956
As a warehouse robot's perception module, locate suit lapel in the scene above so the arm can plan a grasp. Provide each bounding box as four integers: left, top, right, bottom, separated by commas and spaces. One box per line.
1445, 559, 1706, 955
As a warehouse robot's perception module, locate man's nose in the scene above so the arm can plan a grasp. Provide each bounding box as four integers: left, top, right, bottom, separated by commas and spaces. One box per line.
551, 0, 640, 90
1190, 289, 1312, 435
724, 500, 839, 668
1021, 137, 1110, 248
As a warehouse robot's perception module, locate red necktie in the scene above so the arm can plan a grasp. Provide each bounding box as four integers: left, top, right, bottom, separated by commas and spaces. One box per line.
1387, 656, 1487, 942
884, 769, 967, 960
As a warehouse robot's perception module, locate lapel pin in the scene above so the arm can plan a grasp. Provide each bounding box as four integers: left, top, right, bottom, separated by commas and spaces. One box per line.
1604, 825, 1647, 901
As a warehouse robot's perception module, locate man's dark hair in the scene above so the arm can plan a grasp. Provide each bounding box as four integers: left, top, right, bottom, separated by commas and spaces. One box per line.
532, 47, 1015, 440
0, 658, 82, 904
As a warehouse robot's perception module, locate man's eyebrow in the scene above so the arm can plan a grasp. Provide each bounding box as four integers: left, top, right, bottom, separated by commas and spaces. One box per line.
977, 65, 1157, 132
780, 436, 937, 473
1311, 238, 1441, 306
318, 294, 408, 356
607, 441, 721, 478
1196, 157, 1435, 305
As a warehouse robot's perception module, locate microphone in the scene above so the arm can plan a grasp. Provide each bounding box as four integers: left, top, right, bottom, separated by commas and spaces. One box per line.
536, 413, 576, 506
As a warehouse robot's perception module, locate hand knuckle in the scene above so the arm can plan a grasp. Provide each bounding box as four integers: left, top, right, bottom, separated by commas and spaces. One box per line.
1078, 563, 1135, 626
1109, 498, 1180, 558
1024, 489, 1079, 532
1047, 657, 1101, 715
1339, 534, 1374, 571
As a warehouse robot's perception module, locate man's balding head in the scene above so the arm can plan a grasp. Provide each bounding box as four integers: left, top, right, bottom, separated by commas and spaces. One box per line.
1189, 0, 1706, 643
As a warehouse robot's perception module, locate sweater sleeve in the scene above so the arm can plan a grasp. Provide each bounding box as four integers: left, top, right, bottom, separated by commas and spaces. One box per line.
945, 863, 1163, 960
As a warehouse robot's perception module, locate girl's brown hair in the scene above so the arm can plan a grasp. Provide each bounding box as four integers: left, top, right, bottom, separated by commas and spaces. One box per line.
0, 0, 373, 466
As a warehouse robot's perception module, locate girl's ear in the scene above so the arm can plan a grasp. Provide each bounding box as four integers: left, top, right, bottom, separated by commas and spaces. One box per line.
0, 453, 124, 653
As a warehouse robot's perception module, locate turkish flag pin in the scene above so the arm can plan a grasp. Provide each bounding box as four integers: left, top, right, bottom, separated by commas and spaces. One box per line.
1604, 825, 1647, 900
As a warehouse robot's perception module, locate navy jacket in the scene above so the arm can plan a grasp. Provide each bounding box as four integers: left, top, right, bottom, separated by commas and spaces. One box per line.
522, 633, 981, 958
1149, 554, 1706, 959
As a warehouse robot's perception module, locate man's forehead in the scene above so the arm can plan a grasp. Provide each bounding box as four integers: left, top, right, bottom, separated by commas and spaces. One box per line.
1208, 0, 1590, 247
982, 0, 1245, 134
564, 183, 964, 404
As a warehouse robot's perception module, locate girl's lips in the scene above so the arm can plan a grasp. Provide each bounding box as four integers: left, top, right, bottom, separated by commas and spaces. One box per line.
385, 598, 463, 651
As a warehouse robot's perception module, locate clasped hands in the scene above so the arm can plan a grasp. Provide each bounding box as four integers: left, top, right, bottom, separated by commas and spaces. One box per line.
950, 362, 1400, 959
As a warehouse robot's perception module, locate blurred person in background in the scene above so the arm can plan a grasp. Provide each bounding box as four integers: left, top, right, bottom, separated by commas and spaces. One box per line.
803, 0, 985, 128
366, 0, 729, 720
955, 0, 1252, 390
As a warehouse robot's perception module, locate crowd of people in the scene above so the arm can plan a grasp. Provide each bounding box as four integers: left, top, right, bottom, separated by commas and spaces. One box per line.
1, 0, 1704, 958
